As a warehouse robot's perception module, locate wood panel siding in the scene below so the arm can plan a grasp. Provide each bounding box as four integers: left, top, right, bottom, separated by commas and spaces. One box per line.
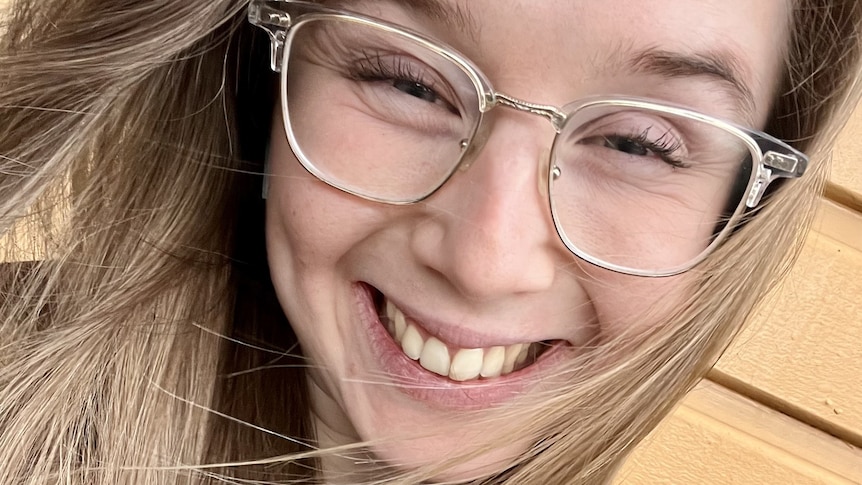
618, 381, 862, 484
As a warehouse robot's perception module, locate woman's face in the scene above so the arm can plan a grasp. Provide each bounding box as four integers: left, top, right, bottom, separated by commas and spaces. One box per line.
266, 0, 789, 478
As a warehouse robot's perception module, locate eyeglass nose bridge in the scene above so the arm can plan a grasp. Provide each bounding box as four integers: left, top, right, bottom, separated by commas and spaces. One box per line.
491, 93, 568, 132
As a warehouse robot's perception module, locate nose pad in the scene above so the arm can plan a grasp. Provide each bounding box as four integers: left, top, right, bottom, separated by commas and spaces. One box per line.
455, 123, 492, 173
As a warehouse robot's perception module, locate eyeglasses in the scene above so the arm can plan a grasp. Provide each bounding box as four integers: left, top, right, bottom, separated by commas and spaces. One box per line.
249, 0, 808, 277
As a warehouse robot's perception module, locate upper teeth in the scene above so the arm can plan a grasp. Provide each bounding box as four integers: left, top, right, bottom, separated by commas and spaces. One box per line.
384, 300, 538, 381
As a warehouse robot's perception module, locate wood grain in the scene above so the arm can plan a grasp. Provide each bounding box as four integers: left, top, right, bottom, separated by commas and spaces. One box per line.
617, 381, 862, 485
712, 204, 862, 443
833, 105, 862, 199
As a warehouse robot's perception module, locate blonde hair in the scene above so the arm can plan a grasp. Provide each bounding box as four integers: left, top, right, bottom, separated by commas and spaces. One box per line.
1, 0, 861, 483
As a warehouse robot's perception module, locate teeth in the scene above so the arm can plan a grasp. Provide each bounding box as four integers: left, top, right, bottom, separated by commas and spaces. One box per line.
419, 337, 450, 377
393, 308, 407, 341
480, 346, 505, 378
449, 348, 484, 381
385, 300, 407, 340
382, 299, 544, 381
515, 344, 530, 366
502, 343, 523, 375
401, 324, 424, 360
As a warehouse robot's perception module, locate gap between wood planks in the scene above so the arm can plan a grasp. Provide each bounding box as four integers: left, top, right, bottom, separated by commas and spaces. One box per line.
707, 370, 862, 451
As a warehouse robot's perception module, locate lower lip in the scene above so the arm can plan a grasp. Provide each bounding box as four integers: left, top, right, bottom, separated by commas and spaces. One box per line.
353, 283, 566, 410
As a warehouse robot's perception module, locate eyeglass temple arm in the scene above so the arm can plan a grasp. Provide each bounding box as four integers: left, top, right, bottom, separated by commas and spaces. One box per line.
248, 1, 294, 73
746, 136, 809, 208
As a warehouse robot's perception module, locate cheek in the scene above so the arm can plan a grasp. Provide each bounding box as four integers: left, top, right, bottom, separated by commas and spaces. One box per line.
264, 126, 372, 273
265, 173, 326, 277
263, 135, 371, 367
583, 268, 694, 340
263, 125, 352, 328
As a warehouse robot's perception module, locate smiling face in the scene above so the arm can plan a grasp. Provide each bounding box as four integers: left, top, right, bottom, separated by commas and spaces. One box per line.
264, 0, 789, 479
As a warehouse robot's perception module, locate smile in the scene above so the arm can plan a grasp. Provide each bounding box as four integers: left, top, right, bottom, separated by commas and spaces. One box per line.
372, 289, 555, 383
354, 283, 567, 408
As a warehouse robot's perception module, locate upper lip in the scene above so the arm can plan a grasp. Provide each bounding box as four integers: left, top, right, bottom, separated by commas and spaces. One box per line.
372, 284, 565, 349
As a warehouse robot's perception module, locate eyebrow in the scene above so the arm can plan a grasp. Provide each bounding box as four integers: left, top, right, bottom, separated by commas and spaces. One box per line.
625, 48, 758, 117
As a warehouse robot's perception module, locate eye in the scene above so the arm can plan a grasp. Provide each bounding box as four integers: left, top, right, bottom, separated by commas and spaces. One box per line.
601, 135, 653, 156
392, 79, 441, 104
584, 127, 689, 169
350, 52, 459, 114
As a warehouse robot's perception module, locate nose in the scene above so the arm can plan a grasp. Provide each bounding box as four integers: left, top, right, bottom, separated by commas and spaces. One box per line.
410, 112, 561, 301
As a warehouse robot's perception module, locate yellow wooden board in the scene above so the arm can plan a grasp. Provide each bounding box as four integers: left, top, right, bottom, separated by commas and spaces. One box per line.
813, 200, 862, 253
714, 202, 862, 444
833, 104, 862, 198
618, 381, 862, 485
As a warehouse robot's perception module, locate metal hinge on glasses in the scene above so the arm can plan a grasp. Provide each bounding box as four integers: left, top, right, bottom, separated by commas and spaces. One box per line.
746, 151, 804, 208
249, 2, 293, 72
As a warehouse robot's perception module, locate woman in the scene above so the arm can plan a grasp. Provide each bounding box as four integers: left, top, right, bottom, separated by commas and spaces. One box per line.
1, 0, 860, 483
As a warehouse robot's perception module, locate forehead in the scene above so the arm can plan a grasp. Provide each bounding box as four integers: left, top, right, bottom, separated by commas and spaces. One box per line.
359, 0, 792, 124
394, 0, 790, 56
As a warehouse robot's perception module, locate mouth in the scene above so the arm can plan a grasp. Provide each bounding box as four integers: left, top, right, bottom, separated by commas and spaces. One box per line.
370, 287, 558, 383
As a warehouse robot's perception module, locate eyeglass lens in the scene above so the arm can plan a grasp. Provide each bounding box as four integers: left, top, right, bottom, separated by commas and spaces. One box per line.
285, 17, 480, 202
281, 17, 755, 275
552, 105, 752, 273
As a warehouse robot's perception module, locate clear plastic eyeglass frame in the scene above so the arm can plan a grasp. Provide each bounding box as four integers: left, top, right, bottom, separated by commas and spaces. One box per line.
248, 0, 810, 277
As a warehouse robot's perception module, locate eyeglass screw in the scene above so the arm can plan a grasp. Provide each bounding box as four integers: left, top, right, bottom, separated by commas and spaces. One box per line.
552, 166, 562, 180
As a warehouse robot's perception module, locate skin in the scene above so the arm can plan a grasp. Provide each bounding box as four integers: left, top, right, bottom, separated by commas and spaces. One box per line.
264, 0, 789, 480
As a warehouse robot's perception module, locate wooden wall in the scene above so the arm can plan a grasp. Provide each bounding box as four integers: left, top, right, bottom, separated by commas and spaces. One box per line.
618, 109, 862, 483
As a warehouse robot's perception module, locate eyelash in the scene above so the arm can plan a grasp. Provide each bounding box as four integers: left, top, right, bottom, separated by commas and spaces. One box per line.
351, 51, 441, 96
349, 52, 463, 119
631, 128, 689, 168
